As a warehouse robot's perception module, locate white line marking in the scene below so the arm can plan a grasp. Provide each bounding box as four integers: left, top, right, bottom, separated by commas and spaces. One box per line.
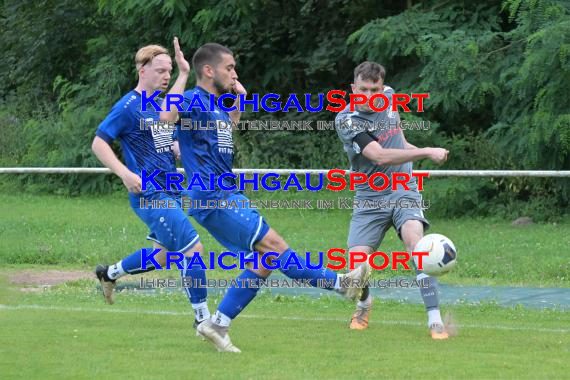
1, 304, 568, 333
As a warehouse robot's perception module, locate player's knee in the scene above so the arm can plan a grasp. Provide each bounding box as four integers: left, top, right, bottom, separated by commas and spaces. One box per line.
180, 241, 203, 264
151, 244, 168, 267
155, 251, 168, 267
191, 241, 203, 254
401, 220, 423, 250
256, 228, 288, 253
402, 219, 423, 232
347, 246, 373, 269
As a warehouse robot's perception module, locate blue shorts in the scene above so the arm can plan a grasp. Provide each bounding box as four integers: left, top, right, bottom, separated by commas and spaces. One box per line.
190, 192, 270, 256
130, 191, 200, 253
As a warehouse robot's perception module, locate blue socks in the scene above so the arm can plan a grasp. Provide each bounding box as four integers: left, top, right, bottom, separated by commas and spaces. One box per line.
120, 248, 157, 274
213, 248, 339, 326
182, 256, 208, 304
217, 269, 265, 319
277, 248, 337, 289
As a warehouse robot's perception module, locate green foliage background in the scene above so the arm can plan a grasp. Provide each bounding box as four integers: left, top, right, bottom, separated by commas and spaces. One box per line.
0, 0, 568, 220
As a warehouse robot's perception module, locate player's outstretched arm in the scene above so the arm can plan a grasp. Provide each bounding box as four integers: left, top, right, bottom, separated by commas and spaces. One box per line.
401, 130, 418, 150
229, 80, 247, 123
91, 136, 142, 193
160, 36, 190, 122
361, 136, 448, 166
404, 141, 418, 149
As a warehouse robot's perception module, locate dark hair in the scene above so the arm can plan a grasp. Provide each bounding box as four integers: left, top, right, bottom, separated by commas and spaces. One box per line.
354, 61, 386, 83
192, 43, 233, 79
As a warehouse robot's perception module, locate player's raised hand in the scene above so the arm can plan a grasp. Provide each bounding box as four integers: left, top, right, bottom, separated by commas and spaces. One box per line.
428, 148, 449, 164
233, 79, 247, 96
120, 170, 143, 194
173, 36, 190, 74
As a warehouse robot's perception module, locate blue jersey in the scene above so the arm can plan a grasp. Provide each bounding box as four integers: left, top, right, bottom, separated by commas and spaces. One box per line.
96, 90, 178, 200
178, 86, 235, 202
177, 86, 272, 252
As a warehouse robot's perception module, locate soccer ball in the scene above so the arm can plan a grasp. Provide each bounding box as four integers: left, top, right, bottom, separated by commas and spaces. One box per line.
413, 234, 457, 276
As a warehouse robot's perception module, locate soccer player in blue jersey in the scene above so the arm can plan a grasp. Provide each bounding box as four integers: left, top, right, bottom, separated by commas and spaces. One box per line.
160, 41, 371, 353
92, 42, 210, 326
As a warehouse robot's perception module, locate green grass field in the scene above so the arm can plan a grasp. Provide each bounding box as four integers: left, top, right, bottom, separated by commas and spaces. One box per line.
1, 192, 569, 286
1, 193, 569, 379
1, 287, 569, 379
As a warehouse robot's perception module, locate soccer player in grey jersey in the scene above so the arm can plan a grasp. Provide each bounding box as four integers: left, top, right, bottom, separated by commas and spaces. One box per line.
335, 61, 452, 339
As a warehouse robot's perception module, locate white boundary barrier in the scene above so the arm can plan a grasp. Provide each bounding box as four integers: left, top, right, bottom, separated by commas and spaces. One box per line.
1, 167, 570, 177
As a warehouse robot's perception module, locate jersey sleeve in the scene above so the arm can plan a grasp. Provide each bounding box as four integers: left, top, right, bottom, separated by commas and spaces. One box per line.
335, 113, 368, 144
383, 86, 397, 117
96, 103, 132, 144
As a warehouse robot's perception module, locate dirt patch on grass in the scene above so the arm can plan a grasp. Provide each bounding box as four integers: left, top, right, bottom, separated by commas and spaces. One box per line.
8, 270, 93, 287
3, 268, 179, 292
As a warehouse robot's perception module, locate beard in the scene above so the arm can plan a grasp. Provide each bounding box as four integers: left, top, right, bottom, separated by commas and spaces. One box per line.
213, 77, 231, 95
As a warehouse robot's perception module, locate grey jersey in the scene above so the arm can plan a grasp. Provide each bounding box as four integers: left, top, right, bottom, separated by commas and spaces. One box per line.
335, 86, 417, 197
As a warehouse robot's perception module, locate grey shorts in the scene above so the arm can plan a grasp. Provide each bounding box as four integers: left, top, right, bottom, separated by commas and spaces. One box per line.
347, 191, 430, 250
